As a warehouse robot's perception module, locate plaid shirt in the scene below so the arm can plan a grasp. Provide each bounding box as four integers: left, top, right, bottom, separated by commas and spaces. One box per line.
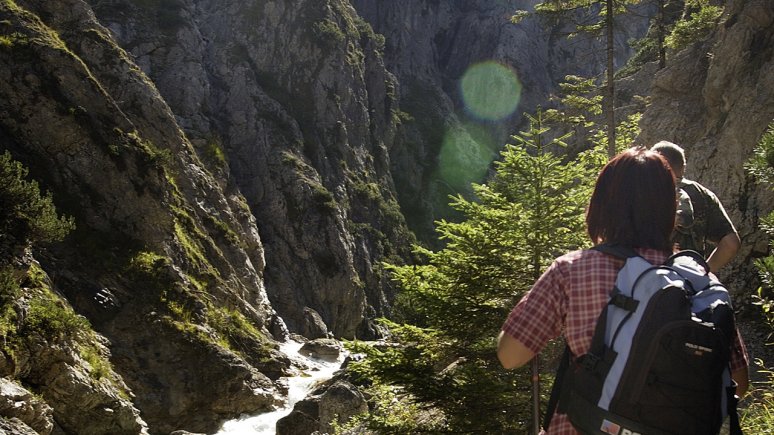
501, 248, 749, 435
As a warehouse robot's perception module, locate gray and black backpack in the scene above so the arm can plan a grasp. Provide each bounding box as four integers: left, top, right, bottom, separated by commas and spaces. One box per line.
544, 245, 741, 435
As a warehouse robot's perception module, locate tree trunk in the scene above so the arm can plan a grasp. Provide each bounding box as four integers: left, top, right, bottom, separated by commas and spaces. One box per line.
658, 0, 666, 69
606, 0, 616, 158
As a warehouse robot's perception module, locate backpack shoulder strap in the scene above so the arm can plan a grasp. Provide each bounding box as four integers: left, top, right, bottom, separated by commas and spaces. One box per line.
545, 245, 640, 430
665, 249, 710, 272
543, 345, 571, 431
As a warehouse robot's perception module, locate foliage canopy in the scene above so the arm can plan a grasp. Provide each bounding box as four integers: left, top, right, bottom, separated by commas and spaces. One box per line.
742, 120, 774, 433
344, 111, 602, 433
0, 151, 74, 259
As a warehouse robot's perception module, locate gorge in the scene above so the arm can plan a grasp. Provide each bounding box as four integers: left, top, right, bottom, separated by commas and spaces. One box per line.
0, 0, 772, 434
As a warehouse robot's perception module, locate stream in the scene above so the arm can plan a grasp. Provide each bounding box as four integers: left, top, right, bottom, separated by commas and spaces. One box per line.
213, 340, 345, 435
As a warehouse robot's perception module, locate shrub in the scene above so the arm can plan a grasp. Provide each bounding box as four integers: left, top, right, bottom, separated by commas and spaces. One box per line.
665, 0, 723, 51
23, 295, 91, 341
0, 151, 74, 258
743, 120, 774, 431
0, 268, 20, 340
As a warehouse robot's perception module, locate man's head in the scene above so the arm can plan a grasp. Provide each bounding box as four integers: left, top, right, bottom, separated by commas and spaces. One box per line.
651, 141, 686, 179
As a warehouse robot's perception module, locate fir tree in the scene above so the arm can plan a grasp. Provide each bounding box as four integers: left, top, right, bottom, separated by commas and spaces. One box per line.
345, 111, 601, 433
0, 151, 74, 261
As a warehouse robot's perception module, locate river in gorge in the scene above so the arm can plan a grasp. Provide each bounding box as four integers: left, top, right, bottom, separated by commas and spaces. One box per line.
214, 340, 346, 435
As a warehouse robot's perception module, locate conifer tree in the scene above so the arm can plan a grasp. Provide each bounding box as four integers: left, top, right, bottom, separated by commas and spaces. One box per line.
345, 111, 601, 433
742, 120, 774, 432
0, 151, 74, 262
528, 0, 642, 157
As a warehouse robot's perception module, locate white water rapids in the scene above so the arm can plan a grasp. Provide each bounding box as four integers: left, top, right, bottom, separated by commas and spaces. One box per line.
214, 340, 345, 435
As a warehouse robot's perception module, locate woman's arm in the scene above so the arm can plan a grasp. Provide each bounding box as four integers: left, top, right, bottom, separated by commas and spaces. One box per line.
497, 330, 536, 369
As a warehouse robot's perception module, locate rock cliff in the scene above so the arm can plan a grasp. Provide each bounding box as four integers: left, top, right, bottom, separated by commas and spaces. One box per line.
87, 0, 415, 341
0, 0, 285, 432
636, 0, 774, 293
4, 0, 767, 433
351, 0, 654, 241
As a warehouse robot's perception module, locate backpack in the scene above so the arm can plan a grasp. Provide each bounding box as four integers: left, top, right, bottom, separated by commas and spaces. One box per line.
674, 182, 708, 254
544, 245, 741, 435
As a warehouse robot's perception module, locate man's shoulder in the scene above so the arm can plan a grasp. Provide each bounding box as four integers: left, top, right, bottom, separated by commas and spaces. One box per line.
680, 178, 710, 193
680, 178, 716, 203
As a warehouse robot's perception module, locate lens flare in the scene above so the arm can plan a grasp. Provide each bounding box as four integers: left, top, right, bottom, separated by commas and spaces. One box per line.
460, 61, 522, 121
437, 124, 496, 193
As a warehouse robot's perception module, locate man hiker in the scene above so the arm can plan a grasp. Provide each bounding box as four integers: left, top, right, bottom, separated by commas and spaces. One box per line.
652, 140, 741, 273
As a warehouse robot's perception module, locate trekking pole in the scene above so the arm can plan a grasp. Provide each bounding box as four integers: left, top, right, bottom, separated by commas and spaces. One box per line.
531, 356, 540, 435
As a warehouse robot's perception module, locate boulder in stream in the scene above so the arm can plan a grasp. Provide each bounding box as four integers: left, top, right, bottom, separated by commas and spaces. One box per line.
298, 339, 344, 362
276, 379, 367, 435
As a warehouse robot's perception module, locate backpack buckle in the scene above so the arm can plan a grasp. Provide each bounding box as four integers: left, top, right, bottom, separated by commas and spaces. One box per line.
580, 353, 601, 371
609, 288, 639, 312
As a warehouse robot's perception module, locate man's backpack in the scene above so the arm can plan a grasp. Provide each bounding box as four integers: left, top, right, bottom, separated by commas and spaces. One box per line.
544, 245, 741, 435
675, 182, 708, 254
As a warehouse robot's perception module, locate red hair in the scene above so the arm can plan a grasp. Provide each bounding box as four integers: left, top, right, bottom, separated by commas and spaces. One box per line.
586, 148, 676, 251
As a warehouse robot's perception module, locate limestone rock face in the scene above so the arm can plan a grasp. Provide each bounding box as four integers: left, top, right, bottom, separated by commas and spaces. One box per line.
276, 379, 367, 435
0, 0, 285, 432
15, 337, 147, 435
88, 0, 415, 340
351, 0, 654, 241
0, 417, 40, 435
637, 0, 774, 290
299, 338, 344, 362
0, 378, 54, 435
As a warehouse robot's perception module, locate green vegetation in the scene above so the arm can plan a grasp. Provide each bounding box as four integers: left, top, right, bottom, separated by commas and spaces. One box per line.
1, 264, 117, 383
0, 151, 75, 257
281, 151, 339, 212
391, 109, 413, 125
191, 134, 228, 172
23, 294, 90, 340
347, 175, 414, 266
343, 111, 603, 433
0, 31, 27, 48
161, 292, 274, 362
206, 306, 273, 358
313, 19, 346, 45
742, 120, 774, 432
0, 268, 19, 341
354, 16, 385, 53
311, 182, 337, 211
204, 136, 227, 169
0, 151, 120, 383
519, 0, 643, 156
665, 0, 723, 51
203, 213, 241, 246
125, 250, 176, 297
126, 130, 173, 169
79, 344, 111, 380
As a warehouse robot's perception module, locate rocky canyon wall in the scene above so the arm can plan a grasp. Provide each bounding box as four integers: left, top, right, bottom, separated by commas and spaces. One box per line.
637, 0, 774, 293
0, 0, 661, 433
0, 0, 285, 432
352, 0, 654, 241
88, 0, 415, 341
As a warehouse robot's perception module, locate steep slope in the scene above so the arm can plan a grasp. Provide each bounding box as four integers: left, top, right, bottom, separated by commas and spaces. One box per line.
352, 0, 655, 242
637, 0, 774, 293
0, 0, 289, 432
88, 0, 415, 340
